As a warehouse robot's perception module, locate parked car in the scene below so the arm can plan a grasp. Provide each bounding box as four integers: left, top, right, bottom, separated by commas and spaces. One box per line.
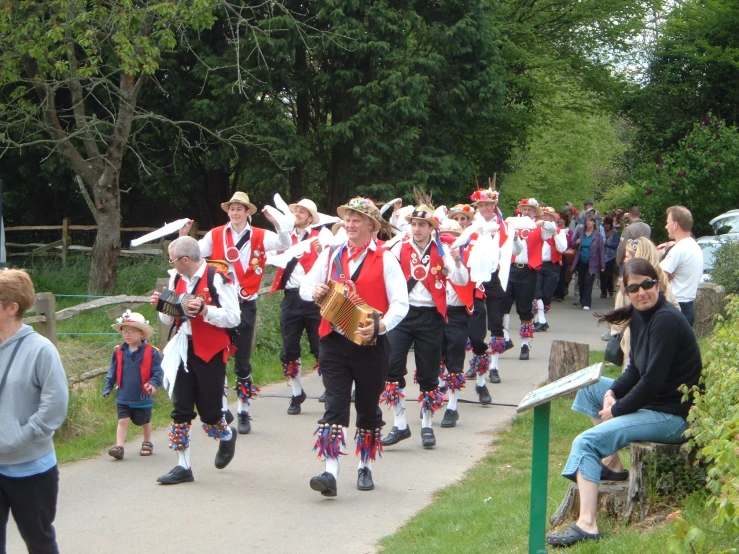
696, 234, 739, 282
709, 210, 739, 235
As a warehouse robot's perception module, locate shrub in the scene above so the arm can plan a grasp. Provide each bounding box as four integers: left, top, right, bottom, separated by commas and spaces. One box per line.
709, 240, 739, 295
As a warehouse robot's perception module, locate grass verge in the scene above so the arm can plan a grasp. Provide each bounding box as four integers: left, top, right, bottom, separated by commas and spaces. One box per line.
378, 355, 738, 554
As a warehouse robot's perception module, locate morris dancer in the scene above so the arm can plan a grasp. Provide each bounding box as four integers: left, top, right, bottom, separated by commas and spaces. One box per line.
180, 191, 290, 434
382, 204, 468, 449
300, 198, 408, 496
270, 199, 323, 415
152, 237, 241, 484
447, 204, 475, 230
533, 207, 568, 332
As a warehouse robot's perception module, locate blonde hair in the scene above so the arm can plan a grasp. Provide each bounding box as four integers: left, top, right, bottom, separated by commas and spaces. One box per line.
624, 237, 670, 293
0, 269, 36, 318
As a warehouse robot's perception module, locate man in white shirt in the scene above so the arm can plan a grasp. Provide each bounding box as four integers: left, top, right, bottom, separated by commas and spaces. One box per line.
659, 206, 703, 327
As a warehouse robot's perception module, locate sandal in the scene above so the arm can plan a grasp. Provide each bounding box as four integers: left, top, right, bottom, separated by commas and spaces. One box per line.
140, 441, 154, 456
547, 524, 603, 547
108, 445, 124, 460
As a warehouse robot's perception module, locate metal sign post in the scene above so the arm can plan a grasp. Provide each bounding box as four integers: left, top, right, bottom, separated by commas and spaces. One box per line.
517, 362, 603, 554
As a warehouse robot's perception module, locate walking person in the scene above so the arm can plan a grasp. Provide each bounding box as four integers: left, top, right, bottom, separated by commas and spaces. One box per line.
0, 269, 69, 554
572, 215, 605, 310
600, 216, 619, 298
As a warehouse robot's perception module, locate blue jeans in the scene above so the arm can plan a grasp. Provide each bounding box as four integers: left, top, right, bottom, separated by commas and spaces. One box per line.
562, 378, 690, 484
678, 301, 695, 327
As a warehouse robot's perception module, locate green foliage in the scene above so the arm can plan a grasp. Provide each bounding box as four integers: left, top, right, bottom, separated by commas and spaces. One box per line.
709, 241, 739, 295
682, 295, 739, 534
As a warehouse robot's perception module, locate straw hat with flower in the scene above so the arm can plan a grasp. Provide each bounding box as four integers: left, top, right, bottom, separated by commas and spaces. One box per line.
111, 310, 154, 339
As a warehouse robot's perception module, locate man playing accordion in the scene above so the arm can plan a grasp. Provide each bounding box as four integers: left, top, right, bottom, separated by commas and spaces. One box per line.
300, 197, 409, 497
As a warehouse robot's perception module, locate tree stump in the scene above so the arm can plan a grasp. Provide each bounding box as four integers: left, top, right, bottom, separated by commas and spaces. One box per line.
626, 442, 689, 521
548, 340, 590, 383
550, 481, 628, 527
694, 282, 725, 338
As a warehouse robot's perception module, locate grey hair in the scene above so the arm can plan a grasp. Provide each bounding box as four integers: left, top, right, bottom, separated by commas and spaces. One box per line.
170, 236, 201, 262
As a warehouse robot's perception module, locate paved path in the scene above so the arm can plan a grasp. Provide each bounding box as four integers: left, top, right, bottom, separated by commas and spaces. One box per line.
8, 294, 614, 554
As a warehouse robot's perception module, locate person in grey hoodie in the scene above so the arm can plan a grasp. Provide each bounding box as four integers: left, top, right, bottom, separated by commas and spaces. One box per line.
0, 269, 69, 554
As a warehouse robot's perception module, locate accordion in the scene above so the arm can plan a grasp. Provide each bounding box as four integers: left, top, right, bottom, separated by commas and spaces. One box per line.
156, 289, 197, 318
317, 280, 382, 346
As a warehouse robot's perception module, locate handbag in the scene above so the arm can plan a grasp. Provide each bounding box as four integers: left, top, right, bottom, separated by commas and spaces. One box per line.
564, 247, 577, 265
604, 331, 624, 366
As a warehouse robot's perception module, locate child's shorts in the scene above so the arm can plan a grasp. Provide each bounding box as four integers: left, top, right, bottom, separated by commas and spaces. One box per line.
117, 404, 152, 426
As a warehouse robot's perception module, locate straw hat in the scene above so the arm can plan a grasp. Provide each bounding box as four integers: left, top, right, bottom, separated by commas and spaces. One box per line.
289, 198, 320, 225
470, 188, 499, 205
439, 219, 463, 236
337, 197, 383, 232
540, 206, 559, 221
111, 310, 154, 339
447, 204, 475, 219
517, 198, 541, 215
221, 191, 257, 216
405, 204, 439, 228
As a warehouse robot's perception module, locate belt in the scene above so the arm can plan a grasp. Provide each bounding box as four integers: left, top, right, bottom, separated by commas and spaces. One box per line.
284, 288, 299, 294
514, 263, 526, 269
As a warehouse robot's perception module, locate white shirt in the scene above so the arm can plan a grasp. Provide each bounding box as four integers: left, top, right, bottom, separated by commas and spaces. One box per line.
198, 222, 291, 300
158, 262, 241, 334
542, 225, 568, 262
285, 228, 317, 290
660, 237, 703, 302
300, 240, 409, 333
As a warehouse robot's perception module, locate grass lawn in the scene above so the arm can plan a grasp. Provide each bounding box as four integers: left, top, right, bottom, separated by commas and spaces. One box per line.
378, 355, 738, 554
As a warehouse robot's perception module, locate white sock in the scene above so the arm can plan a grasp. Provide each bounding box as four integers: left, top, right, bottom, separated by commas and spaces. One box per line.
177, 447, 191, 469
393, 397, 408, 430
222, 376, 229, 411
503, 315, 510, 340
422, 411, 433, 428
522, 338, 531, 347
491, 353, 500, 371
325, 458, 339, 477
358, 459, 372, 471
238, 398, 249, 414
447, 390, 458, 411
476, 374, 486, 387
290, 373, 303, 396
537, 299, 547, 324
222, 426, 233, 441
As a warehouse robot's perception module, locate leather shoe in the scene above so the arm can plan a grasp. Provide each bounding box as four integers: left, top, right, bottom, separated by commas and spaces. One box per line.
601, 462, 629, 481
504, 339, 514, 352
223, 409, 234, 424
309, 471, 337, 497
318, 391, 326, 403
357, 468, 374, 491
421, 427, 436, 448
157, 465, 194, 485
237, 411, 251, 434
475, 384, 492, 405
489, 369, 501, 384
287, 390, 307, 415
214, 427, 237, 469
440, 409, 459, 428
381, 426, 411, 446
520, 344, 530, 360
465, 368, 476, 380
534, 322, 549, 332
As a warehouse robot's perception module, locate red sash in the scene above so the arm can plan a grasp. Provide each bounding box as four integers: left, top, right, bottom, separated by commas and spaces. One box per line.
270, 228, 321, 293
211, 225, 267, 297
399, 240, 447, 318
115, 344, 153, 393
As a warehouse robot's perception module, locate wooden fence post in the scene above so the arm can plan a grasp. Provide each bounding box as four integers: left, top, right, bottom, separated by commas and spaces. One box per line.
155, 277, 170, 350
34, 293, 57, 346
61, 218, 70, 264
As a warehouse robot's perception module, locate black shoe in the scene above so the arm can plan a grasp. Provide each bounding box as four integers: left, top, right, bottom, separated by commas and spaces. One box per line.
287, 390, 307, 415
237, 411, 251, 434
601, 462, 629, 481
318, 391, 326, 403
421, 427, 436, 448
534, 322, 549, 332
309, 471, 337, 497
520, 344, 530, 360
465, 368, 476, 380
504, 339, 514, 352
475, 384, 492, 405
357, 468, 374, 491
489, 369, 501, 384
157, 465, 194, 485
214, 427, 237, 469
223, 409, 234, 425
440, 409, 459, 428
381, 426, 411, 446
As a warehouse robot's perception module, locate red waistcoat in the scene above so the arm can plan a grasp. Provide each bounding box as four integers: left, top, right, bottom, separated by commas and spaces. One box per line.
318, 244, 390, 338
399, 240, 447, 318
115, 344, 153, 393
512, 226, 545, 270
211, 225, 267, 297
544, 236, 563, 264
270, 228, 321, 293
175, 273, 233, 363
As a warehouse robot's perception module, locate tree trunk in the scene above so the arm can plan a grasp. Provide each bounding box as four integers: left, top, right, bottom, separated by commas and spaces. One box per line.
626, 442, 688, 521
550, 482, 628, 527
548, 340, 590, 383
88, 173, 121, 294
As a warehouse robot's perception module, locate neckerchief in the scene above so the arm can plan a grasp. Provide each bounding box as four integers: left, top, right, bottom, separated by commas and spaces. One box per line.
347, 237, 371, 261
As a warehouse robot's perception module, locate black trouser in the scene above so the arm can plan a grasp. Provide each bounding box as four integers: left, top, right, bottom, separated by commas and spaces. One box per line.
554, 257, 570, 300
505, 265, 537, 320
679, 301, 695, 327
600, 259, 616, 295
0, 465, 59, 554
577, 261, 595, 308
318, 332, 389, 429
233, 299, 257, 380
467, 297, 489, 355
483, 271, 511, 337
280, 289, 321, 363
535, 262, 561, 306
387, 306, 444, 390
171, 340, 227, 425
443, 306, 469, 373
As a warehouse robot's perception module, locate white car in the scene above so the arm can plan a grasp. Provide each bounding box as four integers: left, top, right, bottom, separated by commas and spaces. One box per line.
696, 234, 739, 282
709, 210, 739, 235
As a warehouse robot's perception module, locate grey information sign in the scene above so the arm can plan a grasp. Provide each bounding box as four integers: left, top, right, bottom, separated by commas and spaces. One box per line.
517, 362, 603, 413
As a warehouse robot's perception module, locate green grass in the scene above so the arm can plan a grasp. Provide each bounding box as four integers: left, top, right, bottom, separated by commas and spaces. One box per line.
378, 354, 739, 554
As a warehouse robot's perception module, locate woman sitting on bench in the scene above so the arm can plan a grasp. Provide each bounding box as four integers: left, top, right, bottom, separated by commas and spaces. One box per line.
547, 258, 702, 548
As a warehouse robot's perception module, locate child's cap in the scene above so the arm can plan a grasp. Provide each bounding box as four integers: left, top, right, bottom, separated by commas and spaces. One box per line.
112, 310, 154, 339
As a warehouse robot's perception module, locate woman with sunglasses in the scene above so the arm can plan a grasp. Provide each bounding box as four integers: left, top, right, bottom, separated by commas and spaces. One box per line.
547, 258, 701, 547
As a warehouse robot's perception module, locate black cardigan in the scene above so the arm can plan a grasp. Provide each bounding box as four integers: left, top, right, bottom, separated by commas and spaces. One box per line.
610, 293, 702, 419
